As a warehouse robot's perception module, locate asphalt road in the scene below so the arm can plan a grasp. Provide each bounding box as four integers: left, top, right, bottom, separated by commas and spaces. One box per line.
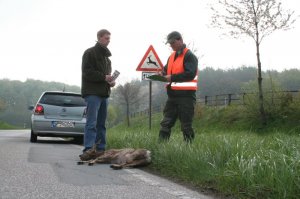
0, 130, 214, 199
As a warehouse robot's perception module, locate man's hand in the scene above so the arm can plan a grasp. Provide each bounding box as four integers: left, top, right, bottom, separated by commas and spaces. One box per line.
156, 69, 163, 76
105, 75, 113, 82
164, 75, 171, 82
105, 74, 116, 87
108, 81, 116, 87
156, 71, 163, 76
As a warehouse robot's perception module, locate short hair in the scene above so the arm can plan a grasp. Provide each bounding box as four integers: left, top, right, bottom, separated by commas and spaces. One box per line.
97, 29, 111, 40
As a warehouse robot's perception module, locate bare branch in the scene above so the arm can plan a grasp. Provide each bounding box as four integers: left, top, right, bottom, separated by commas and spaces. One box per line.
210, 0, 296, 43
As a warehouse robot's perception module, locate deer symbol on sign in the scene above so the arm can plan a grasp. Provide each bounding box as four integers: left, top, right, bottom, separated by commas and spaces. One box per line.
146, 55, 158, 67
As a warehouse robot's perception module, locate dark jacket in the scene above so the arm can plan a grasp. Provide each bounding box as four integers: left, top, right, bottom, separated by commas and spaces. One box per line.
163, 44, 198, 99
81, 42, 112, 98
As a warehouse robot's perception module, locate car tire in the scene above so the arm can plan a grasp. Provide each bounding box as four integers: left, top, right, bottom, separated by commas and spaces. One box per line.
73, 136, 83, 145
30, 130, 37, 143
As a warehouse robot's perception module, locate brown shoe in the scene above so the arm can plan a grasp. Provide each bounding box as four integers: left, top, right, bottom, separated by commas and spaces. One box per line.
79, 149, 96, 161
94, 150, 105, 158
79, 149, 104, 161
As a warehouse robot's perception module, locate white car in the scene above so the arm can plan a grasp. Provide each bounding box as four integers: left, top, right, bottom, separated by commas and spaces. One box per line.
29, 91, 86, 143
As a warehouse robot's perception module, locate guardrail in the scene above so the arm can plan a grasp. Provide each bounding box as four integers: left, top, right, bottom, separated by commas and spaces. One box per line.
199, 90, 299, 106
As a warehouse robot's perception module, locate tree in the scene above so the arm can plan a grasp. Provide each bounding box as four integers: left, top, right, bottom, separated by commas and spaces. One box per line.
114, 80, 142, 127
277, 69, 300, 90
210, 0, 296, 125
106, 105, 118, 128
0, 79, 81, 127
0, 98, 5, 112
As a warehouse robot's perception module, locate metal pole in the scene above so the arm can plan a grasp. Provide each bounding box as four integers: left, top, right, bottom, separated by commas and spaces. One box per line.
149, 80, 152, 130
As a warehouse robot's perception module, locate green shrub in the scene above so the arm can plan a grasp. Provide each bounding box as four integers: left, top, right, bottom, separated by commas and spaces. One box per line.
106, 103, 300, 199
0, 121, 17, 129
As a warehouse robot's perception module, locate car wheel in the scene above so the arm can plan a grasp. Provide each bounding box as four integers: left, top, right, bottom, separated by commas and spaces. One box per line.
30, 130, 37, 143
73, 136, 83, 145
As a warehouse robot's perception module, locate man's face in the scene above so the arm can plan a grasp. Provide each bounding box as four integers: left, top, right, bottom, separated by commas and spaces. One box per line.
98, 34, 111, 47
169, 38, 182, 51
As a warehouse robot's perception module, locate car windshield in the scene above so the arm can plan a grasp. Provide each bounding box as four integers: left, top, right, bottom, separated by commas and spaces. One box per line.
39, 93, 86, 107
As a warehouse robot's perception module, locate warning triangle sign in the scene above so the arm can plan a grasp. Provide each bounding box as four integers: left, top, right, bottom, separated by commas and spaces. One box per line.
136, 45, 164, 71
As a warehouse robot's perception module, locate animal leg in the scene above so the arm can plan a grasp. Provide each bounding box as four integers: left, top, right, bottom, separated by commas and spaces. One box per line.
110, 164, 123, 170
110, 159, 151, 169
77, 160, 90, 165
87, 159, 98, 166
123, 159, 151, 168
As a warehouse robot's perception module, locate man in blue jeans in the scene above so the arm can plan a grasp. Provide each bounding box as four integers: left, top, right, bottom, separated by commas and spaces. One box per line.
80, 29, 116, 161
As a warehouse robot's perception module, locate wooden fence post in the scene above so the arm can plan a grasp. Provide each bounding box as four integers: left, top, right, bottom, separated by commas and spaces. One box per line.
228, 94, 232, 106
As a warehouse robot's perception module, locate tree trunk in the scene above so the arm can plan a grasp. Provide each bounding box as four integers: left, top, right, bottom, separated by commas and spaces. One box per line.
126, 102, 130, 127
256, 41, 267, 125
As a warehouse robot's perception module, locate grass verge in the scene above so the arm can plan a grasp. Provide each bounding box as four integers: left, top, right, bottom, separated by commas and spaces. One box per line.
0, 121, 18, 129
107, 108, 300, 199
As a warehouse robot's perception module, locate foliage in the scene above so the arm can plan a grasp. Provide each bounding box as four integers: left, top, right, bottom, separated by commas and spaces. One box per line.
110, 79, 167, 126
107, 110, 300, 199
0, 78, 80, 127
210, 0, 296, 41
0, 121, 17, 129
240, 75, 300, 126
198, 67, 300, 98
198, 66, 257, 97
106, 105, 118, 128
1, 67, 300, 127
275, 69, 300, 90
0, 97, 5, 112
111, 79, 143, 127
210, 0, 297, 125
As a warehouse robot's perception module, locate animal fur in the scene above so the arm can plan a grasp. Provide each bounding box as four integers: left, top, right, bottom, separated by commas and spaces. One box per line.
77, 148, 151, 169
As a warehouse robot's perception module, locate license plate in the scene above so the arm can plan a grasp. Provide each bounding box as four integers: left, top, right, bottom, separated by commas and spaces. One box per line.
51, 121, 75, 128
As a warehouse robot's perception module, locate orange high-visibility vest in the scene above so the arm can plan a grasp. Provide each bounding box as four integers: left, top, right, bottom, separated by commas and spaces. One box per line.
167, 48, 198, 90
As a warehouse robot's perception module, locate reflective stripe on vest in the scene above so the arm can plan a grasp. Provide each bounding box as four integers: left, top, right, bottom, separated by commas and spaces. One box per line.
170, 74, 198, 90
167, 48, 198, 91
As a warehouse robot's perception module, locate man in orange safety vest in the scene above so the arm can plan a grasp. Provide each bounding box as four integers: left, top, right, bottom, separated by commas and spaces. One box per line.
158, 31, 198, 143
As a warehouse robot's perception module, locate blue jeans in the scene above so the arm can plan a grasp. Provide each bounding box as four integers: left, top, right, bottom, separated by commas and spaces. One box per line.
83, 95, 108, 152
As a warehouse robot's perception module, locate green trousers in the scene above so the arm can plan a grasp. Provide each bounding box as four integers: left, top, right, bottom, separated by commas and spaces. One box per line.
159, 96, 196, 142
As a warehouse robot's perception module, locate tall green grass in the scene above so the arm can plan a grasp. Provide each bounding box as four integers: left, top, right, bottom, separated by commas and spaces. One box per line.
107, 110, 300, 199
0, 121, 18, 129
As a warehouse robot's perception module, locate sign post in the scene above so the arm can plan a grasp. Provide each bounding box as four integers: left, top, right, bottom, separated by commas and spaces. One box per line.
136, 45, 163, 130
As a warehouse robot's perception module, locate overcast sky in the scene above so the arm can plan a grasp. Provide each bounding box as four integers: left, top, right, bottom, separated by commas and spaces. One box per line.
0, 0, 299, 87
